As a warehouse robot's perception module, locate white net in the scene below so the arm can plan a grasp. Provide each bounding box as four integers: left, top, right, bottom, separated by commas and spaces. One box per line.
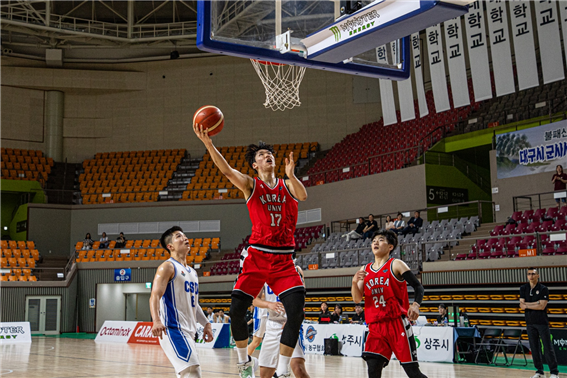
250, 59, 307, 111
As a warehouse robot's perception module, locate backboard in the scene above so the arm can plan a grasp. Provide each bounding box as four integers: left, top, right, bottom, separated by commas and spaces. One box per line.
197, 0, 470, 80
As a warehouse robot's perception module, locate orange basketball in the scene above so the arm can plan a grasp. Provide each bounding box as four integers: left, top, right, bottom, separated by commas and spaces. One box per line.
193, 105, 224, 137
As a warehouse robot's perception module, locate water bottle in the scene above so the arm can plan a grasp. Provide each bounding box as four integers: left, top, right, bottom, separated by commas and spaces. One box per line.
443, 319, 448, 327
464, 318, 469, 327
459, 316, 465, 327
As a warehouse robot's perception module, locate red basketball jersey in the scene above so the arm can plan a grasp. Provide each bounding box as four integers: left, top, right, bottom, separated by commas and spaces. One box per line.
246, 177, 298, 252
363, 258, 409, 324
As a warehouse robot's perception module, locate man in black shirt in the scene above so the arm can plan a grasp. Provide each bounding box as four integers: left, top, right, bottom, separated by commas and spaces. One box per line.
520, 267, 559, 378
362, 214, 378, 240
318, 302, 331, 324
350, 303, 365, 324
401, 211, 423, 236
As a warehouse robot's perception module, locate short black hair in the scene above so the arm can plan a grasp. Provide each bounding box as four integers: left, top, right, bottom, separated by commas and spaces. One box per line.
439, 303, 447, 310
245, 141, 275, 172
371, 229, 398, 252
321, 301, 328, 306
415, 210, 420, 215
355, 303, 362, 307
160, 226, 184, 252
527, 267, 538, 272
368, 214, 374, 217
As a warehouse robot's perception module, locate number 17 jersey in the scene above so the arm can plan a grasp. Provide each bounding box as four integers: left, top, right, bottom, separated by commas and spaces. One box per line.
247, 177, 298, 252
364, 258, 409, 324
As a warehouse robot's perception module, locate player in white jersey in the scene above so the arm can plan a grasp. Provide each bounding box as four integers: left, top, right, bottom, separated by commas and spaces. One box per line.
150, 226, 213, 378
247, 291, 268, 356
253, 266, 310, 378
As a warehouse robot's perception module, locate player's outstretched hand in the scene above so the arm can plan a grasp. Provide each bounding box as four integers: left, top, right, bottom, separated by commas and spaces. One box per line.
151, 321, 167, 339
352, 270, 367, 285
267, 301, 285, 315
407, 303, 420, 322
193, 122, 212, 148
203, 323, 214, 343
284, 151, 296, 178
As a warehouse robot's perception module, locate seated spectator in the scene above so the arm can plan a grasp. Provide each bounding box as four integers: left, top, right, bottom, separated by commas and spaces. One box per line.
206, 306, 214, 323
330, 303, 348, 324
342, 217, 366, 242
214, 309, 230, 323
392, 213, 405, 234
318, 302, 332, 324
362, 214, 378, 239
350, 303, 365, 324
82, 233, 94, 250
401, 211, 423, 236
99, 232, 109, 249
384, 215, 395, 231
436, 303, 448, 325
115, 232, 126, 248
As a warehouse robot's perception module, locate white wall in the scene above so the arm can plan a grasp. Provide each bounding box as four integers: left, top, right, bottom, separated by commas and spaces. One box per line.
96, 282, 150, 331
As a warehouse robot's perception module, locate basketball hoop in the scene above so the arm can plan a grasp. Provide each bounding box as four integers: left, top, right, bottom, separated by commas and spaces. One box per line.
250, 59, 306, 111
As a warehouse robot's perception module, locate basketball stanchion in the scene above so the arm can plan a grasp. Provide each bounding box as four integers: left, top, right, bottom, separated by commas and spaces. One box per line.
250, 59, 306, 111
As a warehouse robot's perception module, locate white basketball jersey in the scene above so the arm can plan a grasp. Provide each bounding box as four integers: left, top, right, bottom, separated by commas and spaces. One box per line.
264, 283, 286, 324
254, 306, 268, 320
159, 258, 200, 337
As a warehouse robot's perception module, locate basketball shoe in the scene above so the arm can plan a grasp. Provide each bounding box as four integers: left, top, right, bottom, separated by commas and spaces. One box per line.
238, 356, 257, 378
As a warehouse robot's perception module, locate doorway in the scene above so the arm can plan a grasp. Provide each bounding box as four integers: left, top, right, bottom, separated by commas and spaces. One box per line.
125, 293, 151, 322
25, 296, 61, 335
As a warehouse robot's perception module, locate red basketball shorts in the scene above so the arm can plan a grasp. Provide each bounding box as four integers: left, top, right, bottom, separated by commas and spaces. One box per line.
233, 246, 304, 299
363, 316, 418, 364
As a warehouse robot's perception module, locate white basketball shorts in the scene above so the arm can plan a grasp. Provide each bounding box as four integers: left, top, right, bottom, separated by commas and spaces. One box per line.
159, 327, 200, 374
253, 316, 267, 338
258, 321, 305, 369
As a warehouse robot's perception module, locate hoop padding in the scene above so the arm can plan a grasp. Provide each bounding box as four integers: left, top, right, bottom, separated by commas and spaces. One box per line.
250, 59, 306, 111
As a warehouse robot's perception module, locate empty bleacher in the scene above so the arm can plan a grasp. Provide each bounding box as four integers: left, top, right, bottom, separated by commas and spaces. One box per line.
1, 148, 54, 184
0, 240, 40, 281
181, 142, 318, 202
79, 149, 185, 204
75, 236, 219, 267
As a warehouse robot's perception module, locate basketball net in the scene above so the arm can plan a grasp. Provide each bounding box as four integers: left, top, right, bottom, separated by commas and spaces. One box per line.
250, 59, 306, 111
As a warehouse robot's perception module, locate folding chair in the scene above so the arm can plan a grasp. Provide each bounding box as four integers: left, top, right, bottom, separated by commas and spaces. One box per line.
475, 328, 503, 364
493, 328, 528, 367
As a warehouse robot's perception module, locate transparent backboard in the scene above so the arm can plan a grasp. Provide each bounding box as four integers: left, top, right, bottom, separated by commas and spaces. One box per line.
197, 0, 469, 80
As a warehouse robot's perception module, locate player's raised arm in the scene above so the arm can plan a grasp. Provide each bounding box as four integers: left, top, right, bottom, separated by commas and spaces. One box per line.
284, 151, 307, 201
351, 266, 366, 304
392, 259, 423, 321
150, 261, 175, 338
193, 122, 253, 196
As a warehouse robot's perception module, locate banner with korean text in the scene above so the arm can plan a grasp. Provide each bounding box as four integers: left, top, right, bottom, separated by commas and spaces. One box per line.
426, 24, 450, 113
377, 45, 397, 126
411, 33, 429, 118
534, 1, 564, 84
465, 1, 492, 102
509, 0, 539, 90
559, 2, 567, 72
392, 41, 415, 122
303, 324, 365, 356
496, 120, 567, 179
443, 17, 470, 108
413, 326, 454, 363
486, 0, 515, 97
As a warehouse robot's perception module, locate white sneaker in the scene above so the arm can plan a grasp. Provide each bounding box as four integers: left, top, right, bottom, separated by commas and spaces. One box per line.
550, 375, 559, 378
273, 373, 291, 378
530, 374, 544, 378
238, 356, 257, 378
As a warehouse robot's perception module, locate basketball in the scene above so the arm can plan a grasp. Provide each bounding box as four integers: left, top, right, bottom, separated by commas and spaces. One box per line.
193, 105, 224, 137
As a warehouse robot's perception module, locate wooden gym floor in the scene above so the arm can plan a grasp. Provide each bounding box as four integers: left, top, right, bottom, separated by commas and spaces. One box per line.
1, 337, 563, 378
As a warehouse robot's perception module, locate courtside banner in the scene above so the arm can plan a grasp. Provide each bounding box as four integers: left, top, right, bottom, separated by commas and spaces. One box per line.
413, 326, 454, 363
95, 321, 138, 343
426, 23, 450, 113
411, 33, 428, 118
443, 17, 470, 109
496, 120, 567, 179
128, 322, 159, 345
0, 322, 32, 344
303, 324, 365, 357
464, 1, 492, 102
509, 0, 539, 90
486, 0, 515, 97
195, 323, 230, 349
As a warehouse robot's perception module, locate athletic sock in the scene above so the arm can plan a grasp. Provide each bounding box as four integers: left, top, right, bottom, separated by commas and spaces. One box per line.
236, 347, 249, 364
275, 355, 291, 376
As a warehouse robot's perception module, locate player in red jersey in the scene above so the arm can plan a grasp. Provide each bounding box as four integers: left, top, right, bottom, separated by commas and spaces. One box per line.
194, 124, 307, 378
351, 230, 427, 378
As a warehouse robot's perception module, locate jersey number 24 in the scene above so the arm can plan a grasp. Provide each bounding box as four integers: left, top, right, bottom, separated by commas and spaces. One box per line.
373, 295, 386, 308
